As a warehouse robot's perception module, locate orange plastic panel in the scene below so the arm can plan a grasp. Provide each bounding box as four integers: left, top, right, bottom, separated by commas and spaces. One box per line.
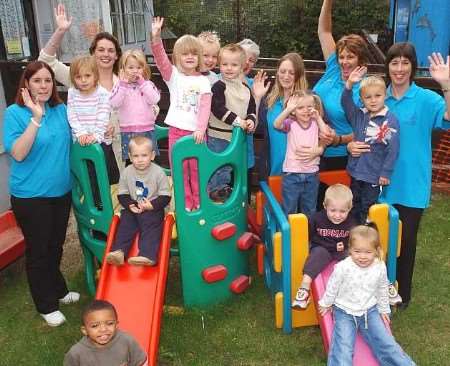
318, 170, 351, 187
0, 211, 25, 270
256, 243, 265, 275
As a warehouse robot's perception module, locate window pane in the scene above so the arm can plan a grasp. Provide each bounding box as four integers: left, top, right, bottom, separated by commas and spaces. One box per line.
111, 15, 123, 45
134, 15, 145, 42
123, 14, 135, 43
133, 0, 144, 12
0, 0, 27, 60
109, 0, 119, 13
122, 0, 133, 13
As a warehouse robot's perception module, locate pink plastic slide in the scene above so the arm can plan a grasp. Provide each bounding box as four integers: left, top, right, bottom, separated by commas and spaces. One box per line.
311, 262, 391, 366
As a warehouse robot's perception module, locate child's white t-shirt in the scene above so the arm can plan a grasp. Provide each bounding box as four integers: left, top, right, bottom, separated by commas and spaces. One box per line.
164, 66, 211, 132
319, 256, 391, 316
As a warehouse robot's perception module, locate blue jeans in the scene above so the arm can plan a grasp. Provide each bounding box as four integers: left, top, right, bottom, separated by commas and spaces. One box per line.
329, 305, 416, 366
282, 172, 319, 218
207, 136, 232, 192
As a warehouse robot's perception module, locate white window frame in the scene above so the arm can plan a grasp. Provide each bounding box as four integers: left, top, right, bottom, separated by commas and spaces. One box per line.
109, 0, 148, 45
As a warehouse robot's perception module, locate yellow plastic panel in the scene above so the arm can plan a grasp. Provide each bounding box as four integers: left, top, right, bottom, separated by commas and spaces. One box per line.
275, 291, 283, 328
368, 204, 389, 260
289, 213, 319, 328
273, 232, 282, 272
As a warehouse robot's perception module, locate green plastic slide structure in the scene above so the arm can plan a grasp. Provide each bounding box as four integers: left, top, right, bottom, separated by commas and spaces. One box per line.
172, 128, 252, 307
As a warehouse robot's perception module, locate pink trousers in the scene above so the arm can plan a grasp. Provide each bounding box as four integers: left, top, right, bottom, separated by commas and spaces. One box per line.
168, 127, 200, 210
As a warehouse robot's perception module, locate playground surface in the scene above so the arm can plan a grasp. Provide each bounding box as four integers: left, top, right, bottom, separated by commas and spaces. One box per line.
0, 193, 449, 365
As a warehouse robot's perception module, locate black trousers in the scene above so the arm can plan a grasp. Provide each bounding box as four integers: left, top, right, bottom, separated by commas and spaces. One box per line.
11, 192, 72, 314
303, 245, 347, 279
394, 204, 424, 304
350, 178, 380, 224
112, 208, 164, 261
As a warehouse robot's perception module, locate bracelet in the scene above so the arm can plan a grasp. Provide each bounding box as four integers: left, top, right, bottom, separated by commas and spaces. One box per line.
30, 117, 41, 128
334, 135, 342, 146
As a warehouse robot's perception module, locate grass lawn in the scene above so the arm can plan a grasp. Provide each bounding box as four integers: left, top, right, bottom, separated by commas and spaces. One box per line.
0, 193, 449, 365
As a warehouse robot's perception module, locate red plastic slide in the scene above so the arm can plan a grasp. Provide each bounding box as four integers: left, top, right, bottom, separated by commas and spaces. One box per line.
311, 262, 390, 366
96, 213, 174, 366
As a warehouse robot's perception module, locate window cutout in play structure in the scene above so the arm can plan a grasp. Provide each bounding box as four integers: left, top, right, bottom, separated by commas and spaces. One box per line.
180, 157, 204, 211
207, 164, 235, 204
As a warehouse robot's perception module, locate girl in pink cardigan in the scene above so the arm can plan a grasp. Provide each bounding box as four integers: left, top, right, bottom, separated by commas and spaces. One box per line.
110, 49, 160, 166
151, 17, 212, 211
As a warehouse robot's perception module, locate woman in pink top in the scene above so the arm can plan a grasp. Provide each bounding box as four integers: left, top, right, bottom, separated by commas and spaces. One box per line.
151, 17, 212, 211
274, 90, 330, 217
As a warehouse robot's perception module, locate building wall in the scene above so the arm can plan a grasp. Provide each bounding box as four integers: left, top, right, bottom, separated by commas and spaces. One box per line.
0, 73, 11, 213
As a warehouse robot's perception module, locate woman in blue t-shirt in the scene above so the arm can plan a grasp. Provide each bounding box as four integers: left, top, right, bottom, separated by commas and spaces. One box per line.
313, 0, 370, 205
3, 61, 79, 327
349, 44, 450, 308
257, 52, 309, 177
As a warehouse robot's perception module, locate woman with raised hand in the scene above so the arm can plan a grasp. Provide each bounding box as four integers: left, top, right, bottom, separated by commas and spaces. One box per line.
3, 62, 79, 327
38, 4, 121, 91
313, 0, 370, 201
349, 45, 450, 309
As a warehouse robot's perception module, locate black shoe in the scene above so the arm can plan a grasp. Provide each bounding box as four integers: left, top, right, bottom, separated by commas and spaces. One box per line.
397, 302, 409, 311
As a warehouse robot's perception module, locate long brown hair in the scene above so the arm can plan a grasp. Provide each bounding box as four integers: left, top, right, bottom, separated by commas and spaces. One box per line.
15, 61, 63, 107
266, 53, 308, 108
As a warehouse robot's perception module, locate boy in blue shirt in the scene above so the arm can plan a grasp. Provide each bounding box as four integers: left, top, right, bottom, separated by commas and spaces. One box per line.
341, 67, 399, 225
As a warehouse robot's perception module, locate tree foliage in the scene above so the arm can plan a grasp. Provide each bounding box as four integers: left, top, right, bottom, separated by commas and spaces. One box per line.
153, 0, 389, 59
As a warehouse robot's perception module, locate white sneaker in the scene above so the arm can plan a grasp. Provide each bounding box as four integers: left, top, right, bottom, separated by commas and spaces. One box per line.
59, 291, 80, 305
292, 288, 311, 309
388, 284, 402, 306
41, 310, 66, 327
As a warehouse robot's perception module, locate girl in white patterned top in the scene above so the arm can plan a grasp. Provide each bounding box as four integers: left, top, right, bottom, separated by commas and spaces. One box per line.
319, 225, 415, 366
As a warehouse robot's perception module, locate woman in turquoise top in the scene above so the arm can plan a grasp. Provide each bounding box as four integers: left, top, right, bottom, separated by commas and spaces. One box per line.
313, 0, 370, 206
3, 61, 79, 327
257, 52, 309, 176
350, 44, 450, 308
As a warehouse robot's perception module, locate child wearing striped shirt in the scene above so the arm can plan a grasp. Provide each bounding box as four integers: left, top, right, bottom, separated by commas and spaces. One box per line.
67, 56, 119, 205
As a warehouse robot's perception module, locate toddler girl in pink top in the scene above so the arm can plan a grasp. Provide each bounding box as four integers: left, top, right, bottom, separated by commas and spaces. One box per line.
109, 49, 160, 165
151, 17, 212, 211
274, 90, 330, 217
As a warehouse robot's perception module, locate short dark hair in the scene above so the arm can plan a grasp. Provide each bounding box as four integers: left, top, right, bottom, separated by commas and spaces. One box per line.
336, 34, 370, 66
89, 32, 122, 74
14, 61, 63, 107
82, 300, 118, 325
385, 42, 417, 85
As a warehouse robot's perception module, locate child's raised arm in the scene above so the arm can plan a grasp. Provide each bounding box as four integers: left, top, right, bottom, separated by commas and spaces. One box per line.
345, 66, 367, 90
273, 95, 299, 130
150, 17, 173, 82
193, 92, 212, 144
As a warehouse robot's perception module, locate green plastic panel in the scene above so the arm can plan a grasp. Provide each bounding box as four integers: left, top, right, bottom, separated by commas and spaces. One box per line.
172, 128, 250, 307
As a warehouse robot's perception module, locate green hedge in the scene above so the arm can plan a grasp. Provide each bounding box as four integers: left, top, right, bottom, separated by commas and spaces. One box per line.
154, 0, 389, 59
